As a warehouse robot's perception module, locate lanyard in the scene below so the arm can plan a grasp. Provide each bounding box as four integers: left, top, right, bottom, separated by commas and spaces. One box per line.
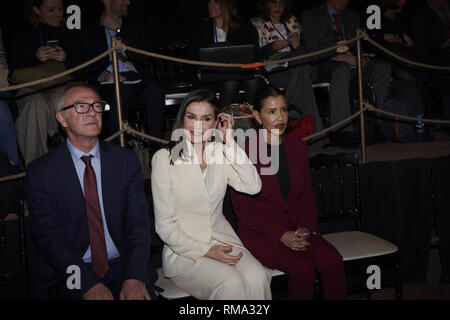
271, 22, 289, 40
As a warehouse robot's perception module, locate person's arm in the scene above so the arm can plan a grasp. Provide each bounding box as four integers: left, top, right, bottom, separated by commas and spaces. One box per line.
250, 22, 275, 60
151, 151, 212, 260
230, 188, 289, 244
122, 152, 152, 284
224, 139, 262, 196
299, 10, 336, 63
25, 162, 101, 297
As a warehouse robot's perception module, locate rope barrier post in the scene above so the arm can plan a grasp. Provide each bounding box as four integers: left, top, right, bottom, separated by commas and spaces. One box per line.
356, 29, 367, 164
112, 37, 125, 148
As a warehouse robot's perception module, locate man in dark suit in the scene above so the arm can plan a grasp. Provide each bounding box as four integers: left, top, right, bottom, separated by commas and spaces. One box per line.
301, 0, 392, 145
411, 0, 450, 120
25, 82, 157, 300
80, 0, 166, 141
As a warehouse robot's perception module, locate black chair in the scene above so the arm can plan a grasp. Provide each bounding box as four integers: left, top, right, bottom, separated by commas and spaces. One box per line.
0, 154, 30, 299
310, 152, 402, 299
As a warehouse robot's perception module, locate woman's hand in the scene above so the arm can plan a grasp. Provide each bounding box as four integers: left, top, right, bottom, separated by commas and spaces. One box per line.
281, 230, 310, 251
36, 46, 56, 63
204, 245, 243, 266
295, 227, 311, 239
335, 52, 357, 66
217, 112, 234, 146
99, 71, 127, 82
288, 33, 300, 49
272, 40, 290, 51
50, 46, 67, 62
383, 33, 401, 43
402, 33, 414, 47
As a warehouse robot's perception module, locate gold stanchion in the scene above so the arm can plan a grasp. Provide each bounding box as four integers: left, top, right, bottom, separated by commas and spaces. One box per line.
112, 37, 125, 148
356, 29, 367, 164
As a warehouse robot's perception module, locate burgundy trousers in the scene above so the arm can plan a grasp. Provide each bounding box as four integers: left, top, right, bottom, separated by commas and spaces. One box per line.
255, 233, 347, 300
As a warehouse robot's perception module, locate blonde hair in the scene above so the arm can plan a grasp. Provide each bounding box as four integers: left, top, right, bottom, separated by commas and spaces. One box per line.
208, 0, 241, 31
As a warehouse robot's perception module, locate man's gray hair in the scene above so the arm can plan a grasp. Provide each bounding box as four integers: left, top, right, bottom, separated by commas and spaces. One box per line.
55, 82, 101, 113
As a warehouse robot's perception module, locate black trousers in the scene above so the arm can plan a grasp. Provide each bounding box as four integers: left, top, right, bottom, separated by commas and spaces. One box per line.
97, 74, 166, 139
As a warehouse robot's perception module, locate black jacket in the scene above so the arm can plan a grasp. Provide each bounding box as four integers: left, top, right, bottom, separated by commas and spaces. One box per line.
7, 23, 81, 73
78, 18, 155, 82
410, 6, 450, 64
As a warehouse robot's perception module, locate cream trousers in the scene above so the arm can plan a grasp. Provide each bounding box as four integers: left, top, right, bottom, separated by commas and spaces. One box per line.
170, 245, 272, 300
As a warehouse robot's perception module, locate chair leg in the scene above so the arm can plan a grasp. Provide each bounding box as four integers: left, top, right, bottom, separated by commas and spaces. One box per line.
18, 212, 30, 300
0, 217, 5, 275
314, 276, 322, 300
394, 260, 403, 300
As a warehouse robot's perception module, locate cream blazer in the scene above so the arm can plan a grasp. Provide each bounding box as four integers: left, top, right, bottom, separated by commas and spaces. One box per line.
151, 140, 262, 278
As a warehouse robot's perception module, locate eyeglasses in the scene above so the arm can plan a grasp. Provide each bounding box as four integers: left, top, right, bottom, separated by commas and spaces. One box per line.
60, 101, 111, 114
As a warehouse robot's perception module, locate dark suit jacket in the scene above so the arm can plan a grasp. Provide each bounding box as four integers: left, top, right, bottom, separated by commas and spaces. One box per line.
230, 134, 318, 252
79, 18, 154, 83
410, 6, 450, 64
25, 141, 156, 299
301, 2, 360, 56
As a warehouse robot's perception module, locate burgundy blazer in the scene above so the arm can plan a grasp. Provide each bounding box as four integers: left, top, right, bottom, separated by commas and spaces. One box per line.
230, 134, 318, 249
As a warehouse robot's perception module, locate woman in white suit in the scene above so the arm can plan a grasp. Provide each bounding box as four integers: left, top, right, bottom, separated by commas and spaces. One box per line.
151, 89, 272, 300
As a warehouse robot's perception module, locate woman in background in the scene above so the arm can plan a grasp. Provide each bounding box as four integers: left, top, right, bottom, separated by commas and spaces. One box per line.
9, 0, 76, 165
250, 0, 327, 145
188, 0, 262, 106
230, 85, 346, 300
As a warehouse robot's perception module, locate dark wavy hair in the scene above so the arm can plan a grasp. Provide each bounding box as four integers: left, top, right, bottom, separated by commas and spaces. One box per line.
258, 0, 293, 22
253, 84, 286, 113
166, 89, 222, 163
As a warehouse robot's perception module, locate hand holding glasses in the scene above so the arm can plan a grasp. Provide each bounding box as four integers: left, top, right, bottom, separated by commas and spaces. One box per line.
60, 101, 111, 114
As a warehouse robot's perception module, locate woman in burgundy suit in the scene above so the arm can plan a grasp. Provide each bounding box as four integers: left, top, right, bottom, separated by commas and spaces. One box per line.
230, 85, 346, 300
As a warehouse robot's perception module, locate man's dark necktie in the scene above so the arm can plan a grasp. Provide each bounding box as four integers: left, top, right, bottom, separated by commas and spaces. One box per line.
332, 13, 345, 42
81, 155, 109, 278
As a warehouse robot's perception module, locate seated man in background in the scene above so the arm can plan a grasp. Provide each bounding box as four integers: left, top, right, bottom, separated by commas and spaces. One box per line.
411, 0, 450, 120
26, 82, 157, 300
301, 0, 392, 146
80, 0, 166, 141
